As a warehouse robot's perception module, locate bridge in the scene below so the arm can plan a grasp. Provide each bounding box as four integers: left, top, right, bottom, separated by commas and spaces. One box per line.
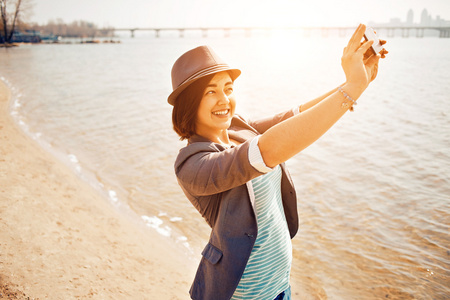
113, 26, 450, 38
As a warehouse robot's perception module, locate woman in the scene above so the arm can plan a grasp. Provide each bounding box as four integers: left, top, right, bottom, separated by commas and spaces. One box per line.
169, 24, 387, 300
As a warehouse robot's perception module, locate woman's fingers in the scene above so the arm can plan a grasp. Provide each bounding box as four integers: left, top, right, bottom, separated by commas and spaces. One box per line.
379, 39, 388, 58
357, 40, 374, 56
366, 53, 380, 68
346, 24, 365, 52
366, 54, 381, 81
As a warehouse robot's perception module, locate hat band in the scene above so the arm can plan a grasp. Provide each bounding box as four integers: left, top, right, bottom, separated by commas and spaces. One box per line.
178, 64, 230, 88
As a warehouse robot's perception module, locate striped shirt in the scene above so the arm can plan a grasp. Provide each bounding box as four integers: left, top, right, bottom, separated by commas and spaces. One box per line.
231, 164, 292, 300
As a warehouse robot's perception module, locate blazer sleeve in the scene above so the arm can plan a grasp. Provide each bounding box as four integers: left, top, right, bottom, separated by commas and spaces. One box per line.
175, 140, 264, 197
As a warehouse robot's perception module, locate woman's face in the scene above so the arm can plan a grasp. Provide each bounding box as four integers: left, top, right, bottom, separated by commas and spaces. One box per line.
195, 72, 236, 137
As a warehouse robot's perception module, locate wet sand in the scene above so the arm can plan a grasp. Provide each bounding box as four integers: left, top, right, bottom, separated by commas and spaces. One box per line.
0, 80, 196, 299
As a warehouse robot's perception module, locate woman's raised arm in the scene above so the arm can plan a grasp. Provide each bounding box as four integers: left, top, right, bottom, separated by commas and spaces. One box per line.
258, 24, 382, 168
298, 85, 341, 113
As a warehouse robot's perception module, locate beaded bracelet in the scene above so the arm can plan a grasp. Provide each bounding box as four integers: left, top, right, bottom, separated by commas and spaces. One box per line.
338, 86, 357, 111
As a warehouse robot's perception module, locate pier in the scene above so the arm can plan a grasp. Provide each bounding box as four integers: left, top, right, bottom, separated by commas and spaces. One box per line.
113, 26, 450, 38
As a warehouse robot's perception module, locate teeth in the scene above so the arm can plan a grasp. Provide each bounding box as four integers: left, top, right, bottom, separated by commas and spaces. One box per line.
213, 110, 229, 115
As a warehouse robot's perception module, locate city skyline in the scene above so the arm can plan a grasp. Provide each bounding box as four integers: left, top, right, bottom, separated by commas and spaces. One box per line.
30, 0, 450, 29
373, 8, 450, 27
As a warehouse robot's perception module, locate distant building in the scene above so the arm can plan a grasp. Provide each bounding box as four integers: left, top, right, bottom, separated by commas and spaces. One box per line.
407, 9, 414, 25
388, 18, 402, 26
8, 30, 60, 43
11, 31, 41, 43
435, 15, 445, 27
421, 9, 431, 26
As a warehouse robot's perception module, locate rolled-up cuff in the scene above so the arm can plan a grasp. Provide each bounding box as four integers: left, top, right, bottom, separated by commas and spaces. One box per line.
248, 135, 273, 173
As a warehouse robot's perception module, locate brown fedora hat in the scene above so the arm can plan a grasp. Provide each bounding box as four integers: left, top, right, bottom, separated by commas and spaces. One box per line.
168, 45, 241, 105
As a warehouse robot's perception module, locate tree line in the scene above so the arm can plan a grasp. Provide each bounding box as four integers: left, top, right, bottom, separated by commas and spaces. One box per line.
1, 0, 114, 44
1, 0, 27, 43
28, 19, 114, 38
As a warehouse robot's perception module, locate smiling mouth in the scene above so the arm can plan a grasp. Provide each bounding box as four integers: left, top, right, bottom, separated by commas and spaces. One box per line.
212, 109, 229, 116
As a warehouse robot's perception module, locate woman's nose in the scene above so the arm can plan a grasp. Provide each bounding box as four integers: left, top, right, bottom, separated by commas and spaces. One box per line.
217, 92, 230, 105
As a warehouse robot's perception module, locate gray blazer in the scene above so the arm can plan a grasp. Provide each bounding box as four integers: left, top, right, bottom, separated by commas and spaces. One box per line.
174, 111, 299, 300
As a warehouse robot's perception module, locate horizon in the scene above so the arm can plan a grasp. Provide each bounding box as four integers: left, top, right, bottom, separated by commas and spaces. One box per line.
30, 0, 450, 29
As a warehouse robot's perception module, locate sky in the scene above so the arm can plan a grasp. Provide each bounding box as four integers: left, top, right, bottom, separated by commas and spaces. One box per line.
29, 0, 450, 28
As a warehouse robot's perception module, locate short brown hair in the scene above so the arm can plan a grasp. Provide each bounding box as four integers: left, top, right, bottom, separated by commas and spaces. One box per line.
172, 74, 215, 140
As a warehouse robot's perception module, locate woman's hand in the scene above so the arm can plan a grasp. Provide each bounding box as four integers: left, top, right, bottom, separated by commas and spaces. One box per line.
364, 50, 381, 83
364, 39, 388, 60
257, 25, 388, 167
341, 24, 382, 92
363, 38, 388, 82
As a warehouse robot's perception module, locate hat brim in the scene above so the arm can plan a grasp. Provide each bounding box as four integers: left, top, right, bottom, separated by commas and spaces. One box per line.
168, 67, 241, 106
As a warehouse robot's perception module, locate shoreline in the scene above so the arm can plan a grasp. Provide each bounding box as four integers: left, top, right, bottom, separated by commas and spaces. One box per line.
0, 80, 195, 299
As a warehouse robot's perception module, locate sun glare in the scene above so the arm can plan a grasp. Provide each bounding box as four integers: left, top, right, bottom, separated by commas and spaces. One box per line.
226, 0, 341, 29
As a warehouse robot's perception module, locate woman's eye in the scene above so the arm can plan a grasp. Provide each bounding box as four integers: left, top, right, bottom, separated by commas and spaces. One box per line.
206, 90, 215, 95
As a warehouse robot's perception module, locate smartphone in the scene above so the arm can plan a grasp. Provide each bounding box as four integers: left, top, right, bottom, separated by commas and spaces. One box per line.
364, 27, 384, 55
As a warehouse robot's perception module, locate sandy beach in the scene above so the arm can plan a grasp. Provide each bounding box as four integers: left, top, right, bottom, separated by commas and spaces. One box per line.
0, 80, 196, 299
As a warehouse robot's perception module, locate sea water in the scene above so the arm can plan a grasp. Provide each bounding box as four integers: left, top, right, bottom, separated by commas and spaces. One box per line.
1, 31, 449, 299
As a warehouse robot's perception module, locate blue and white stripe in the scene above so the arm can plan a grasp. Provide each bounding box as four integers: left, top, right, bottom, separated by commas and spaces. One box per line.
231, 165, 292, 300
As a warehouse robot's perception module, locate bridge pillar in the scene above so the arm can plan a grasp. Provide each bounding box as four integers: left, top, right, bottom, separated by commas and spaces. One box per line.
130, 29, 135, 38
387, 28, 395, 37
179, 29, 184, 38
439, 29, 450, 38
416, 28, 424, 38
402, 28, 409, 38
155, 29, 160, 38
